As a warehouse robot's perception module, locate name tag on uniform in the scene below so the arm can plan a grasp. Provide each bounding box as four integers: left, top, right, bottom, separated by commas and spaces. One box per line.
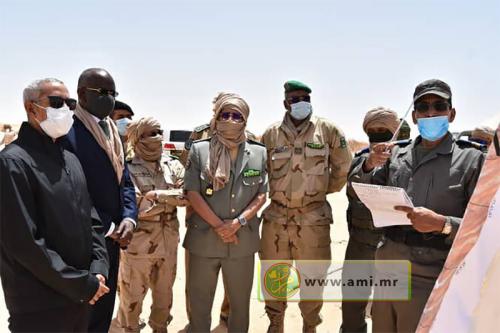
306, 142, 325, 149
243, 169, 261, 177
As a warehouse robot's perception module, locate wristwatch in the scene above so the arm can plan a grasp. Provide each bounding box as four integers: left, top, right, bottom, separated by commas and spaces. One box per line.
441, 217, 452, 235
237, 215, 248, 226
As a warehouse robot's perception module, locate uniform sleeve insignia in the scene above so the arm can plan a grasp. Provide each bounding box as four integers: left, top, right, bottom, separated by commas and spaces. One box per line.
339, 137, 347, 149
243, 169, 261, 177
306, 142, 325, 149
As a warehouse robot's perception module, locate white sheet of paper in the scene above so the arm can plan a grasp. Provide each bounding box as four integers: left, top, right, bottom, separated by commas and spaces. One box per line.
351, 182, 414, 227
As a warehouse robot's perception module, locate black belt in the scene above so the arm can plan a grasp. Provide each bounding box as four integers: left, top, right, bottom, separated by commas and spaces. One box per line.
385, 229, 451, 251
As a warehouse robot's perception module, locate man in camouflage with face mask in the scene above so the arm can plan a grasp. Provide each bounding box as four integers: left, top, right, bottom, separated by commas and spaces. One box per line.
115, 117, 188, 333
260, 80, 352, 333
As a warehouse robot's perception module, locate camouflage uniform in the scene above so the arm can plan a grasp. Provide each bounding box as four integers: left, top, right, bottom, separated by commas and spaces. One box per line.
116, 155, 185, 333
179, 123, 257, 325
260, 116, 352, 331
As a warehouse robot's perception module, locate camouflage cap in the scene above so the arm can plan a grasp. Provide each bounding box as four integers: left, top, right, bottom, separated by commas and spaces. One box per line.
413, 79, 452, 104
284, 80, 312, 94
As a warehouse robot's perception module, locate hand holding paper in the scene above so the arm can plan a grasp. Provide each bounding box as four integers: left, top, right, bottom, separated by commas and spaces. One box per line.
351, 182, 414, 227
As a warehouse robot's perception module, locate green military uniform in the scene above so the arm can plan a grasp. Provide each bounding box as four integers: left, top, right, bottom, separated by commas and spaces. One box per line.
183, 139, 268, 333
351, 134, 484, 332
341, 149, 384, 333
260, 116, 352, 331
179, 123, 258, 325
116, 155, 185, 333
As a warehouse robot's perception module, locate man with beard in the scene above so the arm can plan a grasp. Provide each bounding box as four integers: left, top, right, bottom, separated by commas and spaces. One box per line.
62, 68, 138, 332
260, 80, 352, 333
115, 117, 188, 333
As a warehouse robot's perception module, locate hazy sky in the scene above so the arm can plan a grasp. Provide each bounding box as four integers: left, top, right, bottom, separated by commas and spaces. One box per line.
1, 0, 499, 140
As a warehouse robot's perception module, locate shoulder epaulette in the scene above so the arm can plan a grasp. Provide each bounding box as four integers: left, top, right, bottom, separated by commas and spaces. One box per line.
193, 138, 211, 144
456, 139, 486, 151
354, 147, 370, 157
247, 139, 265, 147
194, 123, 210, 133
393, 139, 412, 147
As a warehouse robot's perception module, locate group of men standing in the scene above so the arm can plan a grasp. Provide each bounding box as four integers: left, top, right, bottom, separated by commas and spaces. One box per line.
0, 69, 493, 333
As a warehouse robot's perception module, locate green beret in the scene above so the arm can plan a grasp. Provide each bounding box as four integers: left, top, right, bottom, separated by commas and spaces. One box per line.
284, 80, 312, 94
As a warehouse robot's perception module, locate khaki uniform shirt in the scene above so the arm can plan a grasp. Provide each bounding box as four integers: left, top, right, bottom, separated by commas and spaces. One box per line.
261, 116, 352, 225
351, 134, 484, 258
126, 156, 185, 257
183, 139, 268, 258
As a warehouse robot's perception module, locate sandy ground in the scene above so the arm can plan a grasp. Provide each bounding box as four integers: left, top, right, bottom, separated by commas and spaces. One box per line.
0, 189, 372, 332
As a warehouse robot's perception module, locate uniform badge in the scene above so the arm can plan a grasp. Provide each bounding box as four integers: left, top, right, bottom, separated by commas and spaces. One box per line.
205, 185, 214, 196
274, 146, 289, 153
294, 147, 303, 154
339, 137, 347, 149
306, 142, 325, 149
243, 169, 261, 177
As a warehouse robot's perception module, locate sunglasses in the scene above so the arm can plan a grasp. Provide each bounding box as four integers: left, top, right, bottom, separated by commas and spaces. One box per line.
287, 95, 311, 104
414, 101, 449, 113
220, 111, 244, 122
144, 129, 163, 137
37, 96, 77, 110
86, 87, 119, 98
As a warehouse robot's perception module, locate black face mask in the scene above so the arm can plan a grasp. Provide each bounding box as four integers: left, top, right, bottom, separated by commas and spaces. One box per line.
85, 91, 115, 119
368, 130, 393, 143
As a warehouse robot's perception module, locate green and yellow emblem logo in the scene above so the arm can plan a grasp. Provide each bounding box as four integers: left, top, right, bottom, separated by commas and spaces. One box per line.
264, 262, 301, 300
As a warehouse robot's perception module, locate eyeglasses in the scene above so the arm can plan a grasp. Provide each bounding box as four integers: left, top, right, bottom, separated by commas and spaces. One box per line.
414, 101, 449, 113
286, 95, 311, 104
36, 96, 77, 110
219, 111, 244, 122
86, 87, 119, 98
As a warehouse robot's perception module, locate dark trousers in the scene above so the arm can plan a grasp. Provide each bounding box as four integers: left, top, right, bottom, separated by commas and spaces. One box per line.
9, 304, 88, 332
341, 237, 378, 333
88, 238, 119, 333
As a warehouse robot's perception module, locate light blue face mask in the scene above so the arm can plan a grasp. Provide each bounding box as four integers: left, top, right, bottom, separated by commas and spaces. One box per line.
115, 118, 131, 136
417, 115, 449, 141
290, 101, 313, 120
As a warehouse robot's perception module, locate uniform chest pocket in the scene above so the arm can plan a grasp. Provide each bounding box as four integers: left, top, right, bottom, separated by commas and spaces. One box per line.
271, 149, 292, 178
304, 145, 328, 175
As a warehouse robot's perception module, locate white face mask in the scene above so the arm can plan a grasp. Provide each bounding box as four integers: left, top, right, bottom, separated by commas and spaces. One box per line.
115, 118, 131, 136
290, 101, 313, 120
38, 106, 74, 139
